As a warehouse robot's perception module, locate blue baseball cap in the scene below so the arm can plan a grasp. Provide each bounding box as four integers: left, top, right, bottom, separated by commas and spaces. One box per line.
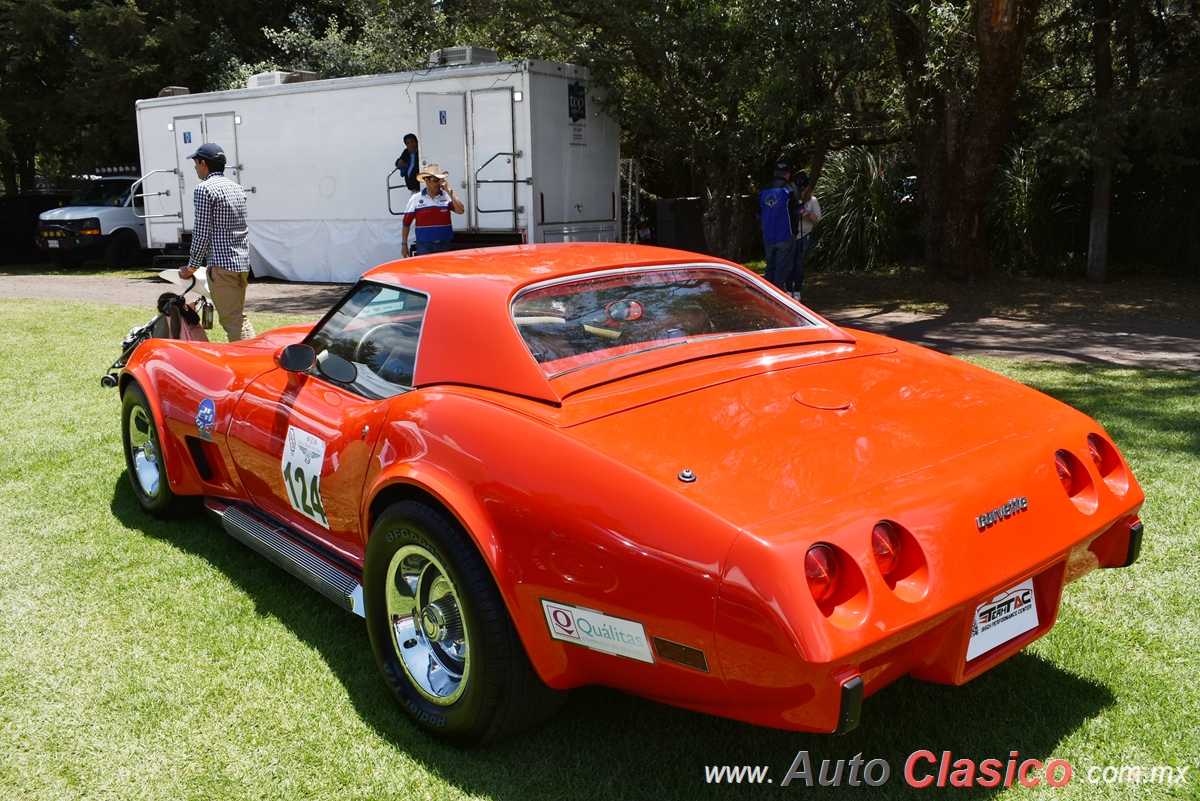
187, 143, 226, 161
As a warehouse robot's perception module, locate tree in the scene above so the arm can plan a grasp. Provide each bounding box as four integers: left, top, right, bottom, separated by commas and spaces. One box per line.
470, 0, 878, 259
0, 0, 80, 192
0, 0, 343, 191
227, 0, 457, 84
1016, 0, 1200, 277
887, 0, 1044, 283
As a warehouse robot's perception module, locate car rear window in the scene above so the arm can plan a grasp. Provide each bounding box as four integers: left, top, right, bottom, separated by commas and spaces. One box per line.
511, 267, 809, 376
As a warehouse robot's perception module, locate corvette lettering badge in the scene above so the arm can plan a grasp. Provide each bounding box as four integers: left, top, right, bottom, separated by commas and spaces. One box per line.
976, 496, 1028, 531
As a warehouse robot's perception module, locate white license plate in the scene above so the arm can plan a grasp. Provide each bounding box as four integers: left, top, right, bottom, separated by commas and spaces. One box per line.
47, 240, 59, 248
966, 577, 1039, 661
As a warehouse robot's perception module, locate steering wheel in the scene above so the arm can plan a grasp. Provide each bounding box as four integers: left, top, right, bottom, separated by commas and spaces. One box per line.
354, 322, 418, 374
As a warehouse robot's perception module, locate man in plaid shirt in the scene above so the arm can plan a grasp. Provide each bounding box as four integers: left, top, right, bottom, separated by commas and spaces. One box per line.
179, 142, 255, 341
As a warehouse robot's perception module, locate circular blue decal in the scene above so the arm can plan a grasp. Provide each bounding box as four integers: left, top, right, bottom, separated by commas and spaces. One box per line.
196, 398, 216, 442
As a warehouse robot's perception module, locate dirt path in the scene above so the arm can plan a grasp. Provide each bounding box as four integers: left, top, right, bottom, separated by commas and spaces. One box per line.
0, 273, 349, 318
3, 272, 1198, 371
821, 306, 1200, 371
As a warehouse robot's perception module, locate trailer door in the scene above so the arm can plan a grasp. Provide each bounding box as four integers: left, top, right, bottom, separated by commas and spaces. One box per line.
417, 93, 468, 232
204, 112, 240, 184
470, 89, 516, 231
172, 112, 240, 233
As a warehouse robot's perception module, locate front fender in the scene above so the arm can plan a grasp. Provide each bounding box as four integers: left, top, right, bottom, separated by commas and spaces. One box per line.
121, 363, 206, 497
121, 338, 281, 499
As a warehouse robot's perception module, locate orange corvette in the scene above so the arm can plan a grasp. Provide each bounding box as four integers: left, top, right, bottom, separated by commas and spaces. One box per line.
117, 244, 1144, 746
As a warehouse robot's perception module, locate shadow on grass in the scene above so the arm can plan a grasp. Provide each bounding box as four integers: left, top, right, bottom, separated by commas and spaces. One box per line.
110, 475, 1117, 800
828, 302, 1200, 371
998, 363, 1200, 459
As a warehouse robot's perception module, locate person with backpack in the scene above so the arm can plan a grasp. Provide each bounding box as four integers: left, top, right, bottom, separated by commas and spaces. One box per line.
758, 162, 801, 289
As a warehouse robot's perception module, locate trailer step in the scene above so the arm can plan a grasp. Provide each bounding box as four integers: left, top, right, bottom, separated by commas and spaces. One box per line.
204, 498, 365, 617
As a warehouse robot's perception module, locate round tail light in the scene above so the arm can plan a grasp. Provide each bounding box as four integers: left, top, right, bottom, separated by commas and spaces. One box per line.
805, 544, 839, 604
1086, 434, 1104, 467
872, 521, 901, 577
1054, 450, 1074, 494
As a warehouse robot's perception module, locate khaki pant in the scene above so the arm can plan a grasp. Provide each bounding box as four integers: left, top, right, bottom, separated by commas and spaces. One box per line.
208, 265, 255, 342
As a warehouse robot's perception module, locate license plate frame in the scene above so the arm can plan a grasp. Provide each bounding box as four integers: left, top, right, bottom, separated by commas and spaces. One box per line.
966, 577, 1039, 662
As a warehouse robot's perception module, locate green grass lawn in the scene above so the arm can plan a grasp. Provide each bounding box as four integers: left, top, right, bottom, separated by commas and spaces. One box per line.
1, 298, 1196, 800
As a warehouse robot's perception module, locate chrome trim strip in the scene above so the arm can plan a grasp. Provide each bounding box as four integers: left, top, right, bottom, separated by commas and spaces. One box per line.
205, 498, 366, 618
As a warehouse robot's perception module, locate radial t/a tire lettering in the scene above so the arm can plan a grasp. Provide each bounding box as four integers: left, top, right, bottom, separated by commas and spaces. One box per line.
121, 382, 182, 518
364, 500, 566, 747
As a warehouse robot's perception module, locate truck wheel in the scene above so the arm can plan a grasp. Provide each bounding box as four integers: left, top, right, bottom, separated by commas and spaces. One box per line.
49, 251, 83, 269
121, 382, 185, 518
106, 229, 141, 269
364, 500, 566, 747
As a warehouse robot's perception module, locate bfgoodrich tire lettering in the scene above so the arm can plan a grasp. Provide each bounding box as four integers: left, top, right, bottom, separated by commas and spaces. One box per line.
364, 500, 565, 746
121, 382, 182, 518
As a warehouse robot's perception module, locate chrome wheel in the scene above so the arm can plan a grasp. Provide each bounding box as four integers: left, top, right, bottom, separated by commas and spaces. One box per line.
386, 543, 470, 705
366, 500, 567, 744
121, 383, 186, 519
126, 403, 161, 498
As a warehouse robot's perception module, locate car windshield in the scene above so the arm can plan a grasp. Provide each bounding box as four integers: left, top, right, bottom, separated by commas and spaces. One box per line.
71, 179, 134, 207
306, 282, 428, 399
512, 266, 810, 377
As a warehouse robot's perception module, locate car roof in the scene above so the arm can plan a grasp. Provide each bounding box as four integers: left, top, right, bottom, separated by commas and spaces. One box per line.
361, 244, 735, 403
362, 243, 851, 405
365, 242, 710, 287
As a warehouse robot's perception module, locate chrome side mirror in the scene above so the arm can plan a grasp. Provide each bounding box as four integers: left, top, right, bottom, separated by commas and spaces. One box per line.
316, 350, 357, 384
276, 343, 316, 372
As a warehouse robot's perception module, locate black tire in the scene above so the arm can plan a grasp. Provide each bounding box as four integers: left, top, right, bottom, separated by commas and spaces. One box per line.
364, 500, 566, 747
121, 382, 184, 518
106, 229, 141, 269
49, 250, 83, 269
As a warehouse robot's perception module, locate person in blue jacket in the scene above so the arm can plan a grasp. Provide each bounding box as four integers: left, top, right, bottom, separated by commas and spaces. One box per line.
395, 133, 421, 192
758, 163, 801, 289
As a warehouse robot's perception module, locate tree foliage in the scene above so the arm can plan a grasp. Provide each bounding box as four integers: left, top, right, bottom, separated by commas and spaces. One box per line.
1, 0, 1197, 277
458, 0, 888, 258
0, 0, 342, 192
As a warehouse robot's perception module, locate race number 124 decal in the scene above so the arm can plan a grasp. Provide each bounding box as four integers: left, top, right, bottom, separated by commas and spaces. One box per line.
282, 425, 329, 528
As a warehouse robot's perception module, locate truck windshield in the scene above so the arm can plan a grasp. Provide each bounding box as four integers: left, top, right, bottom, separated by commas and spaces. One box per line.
71, 179, 135, 207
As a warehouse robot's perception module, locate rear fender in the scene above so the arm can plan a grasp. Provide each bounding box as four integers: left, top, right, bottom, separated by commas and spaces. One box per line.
365, 463, 503, 575
361, 396, 736, 698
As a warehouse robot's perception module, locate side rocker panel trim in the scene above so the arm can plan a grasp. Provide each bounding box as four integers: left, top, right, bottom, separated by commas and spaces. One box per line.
206, 497, 366, 617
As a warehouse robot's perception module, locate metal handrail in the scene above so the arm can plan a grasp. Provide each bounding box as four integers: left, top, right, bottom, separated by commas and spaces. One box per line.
473, 151, 526, 214
386, 168, 414, 216
131, 169, 182, 220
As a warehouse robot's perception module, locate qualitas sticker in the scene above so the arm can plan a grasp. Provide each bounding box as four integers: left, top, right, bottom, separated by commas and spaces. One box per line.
541, 600, 654, 664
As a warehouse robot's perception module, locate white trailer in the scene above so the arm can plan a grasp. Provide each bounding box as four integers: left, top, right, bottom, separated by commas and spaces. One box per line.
134, 52, 620, 282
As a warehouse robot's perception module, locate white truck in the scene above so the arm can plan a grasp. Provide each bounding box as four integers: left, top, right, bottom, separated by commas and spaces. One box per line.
36, 174, 149, 269
133, 48, 621, 283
